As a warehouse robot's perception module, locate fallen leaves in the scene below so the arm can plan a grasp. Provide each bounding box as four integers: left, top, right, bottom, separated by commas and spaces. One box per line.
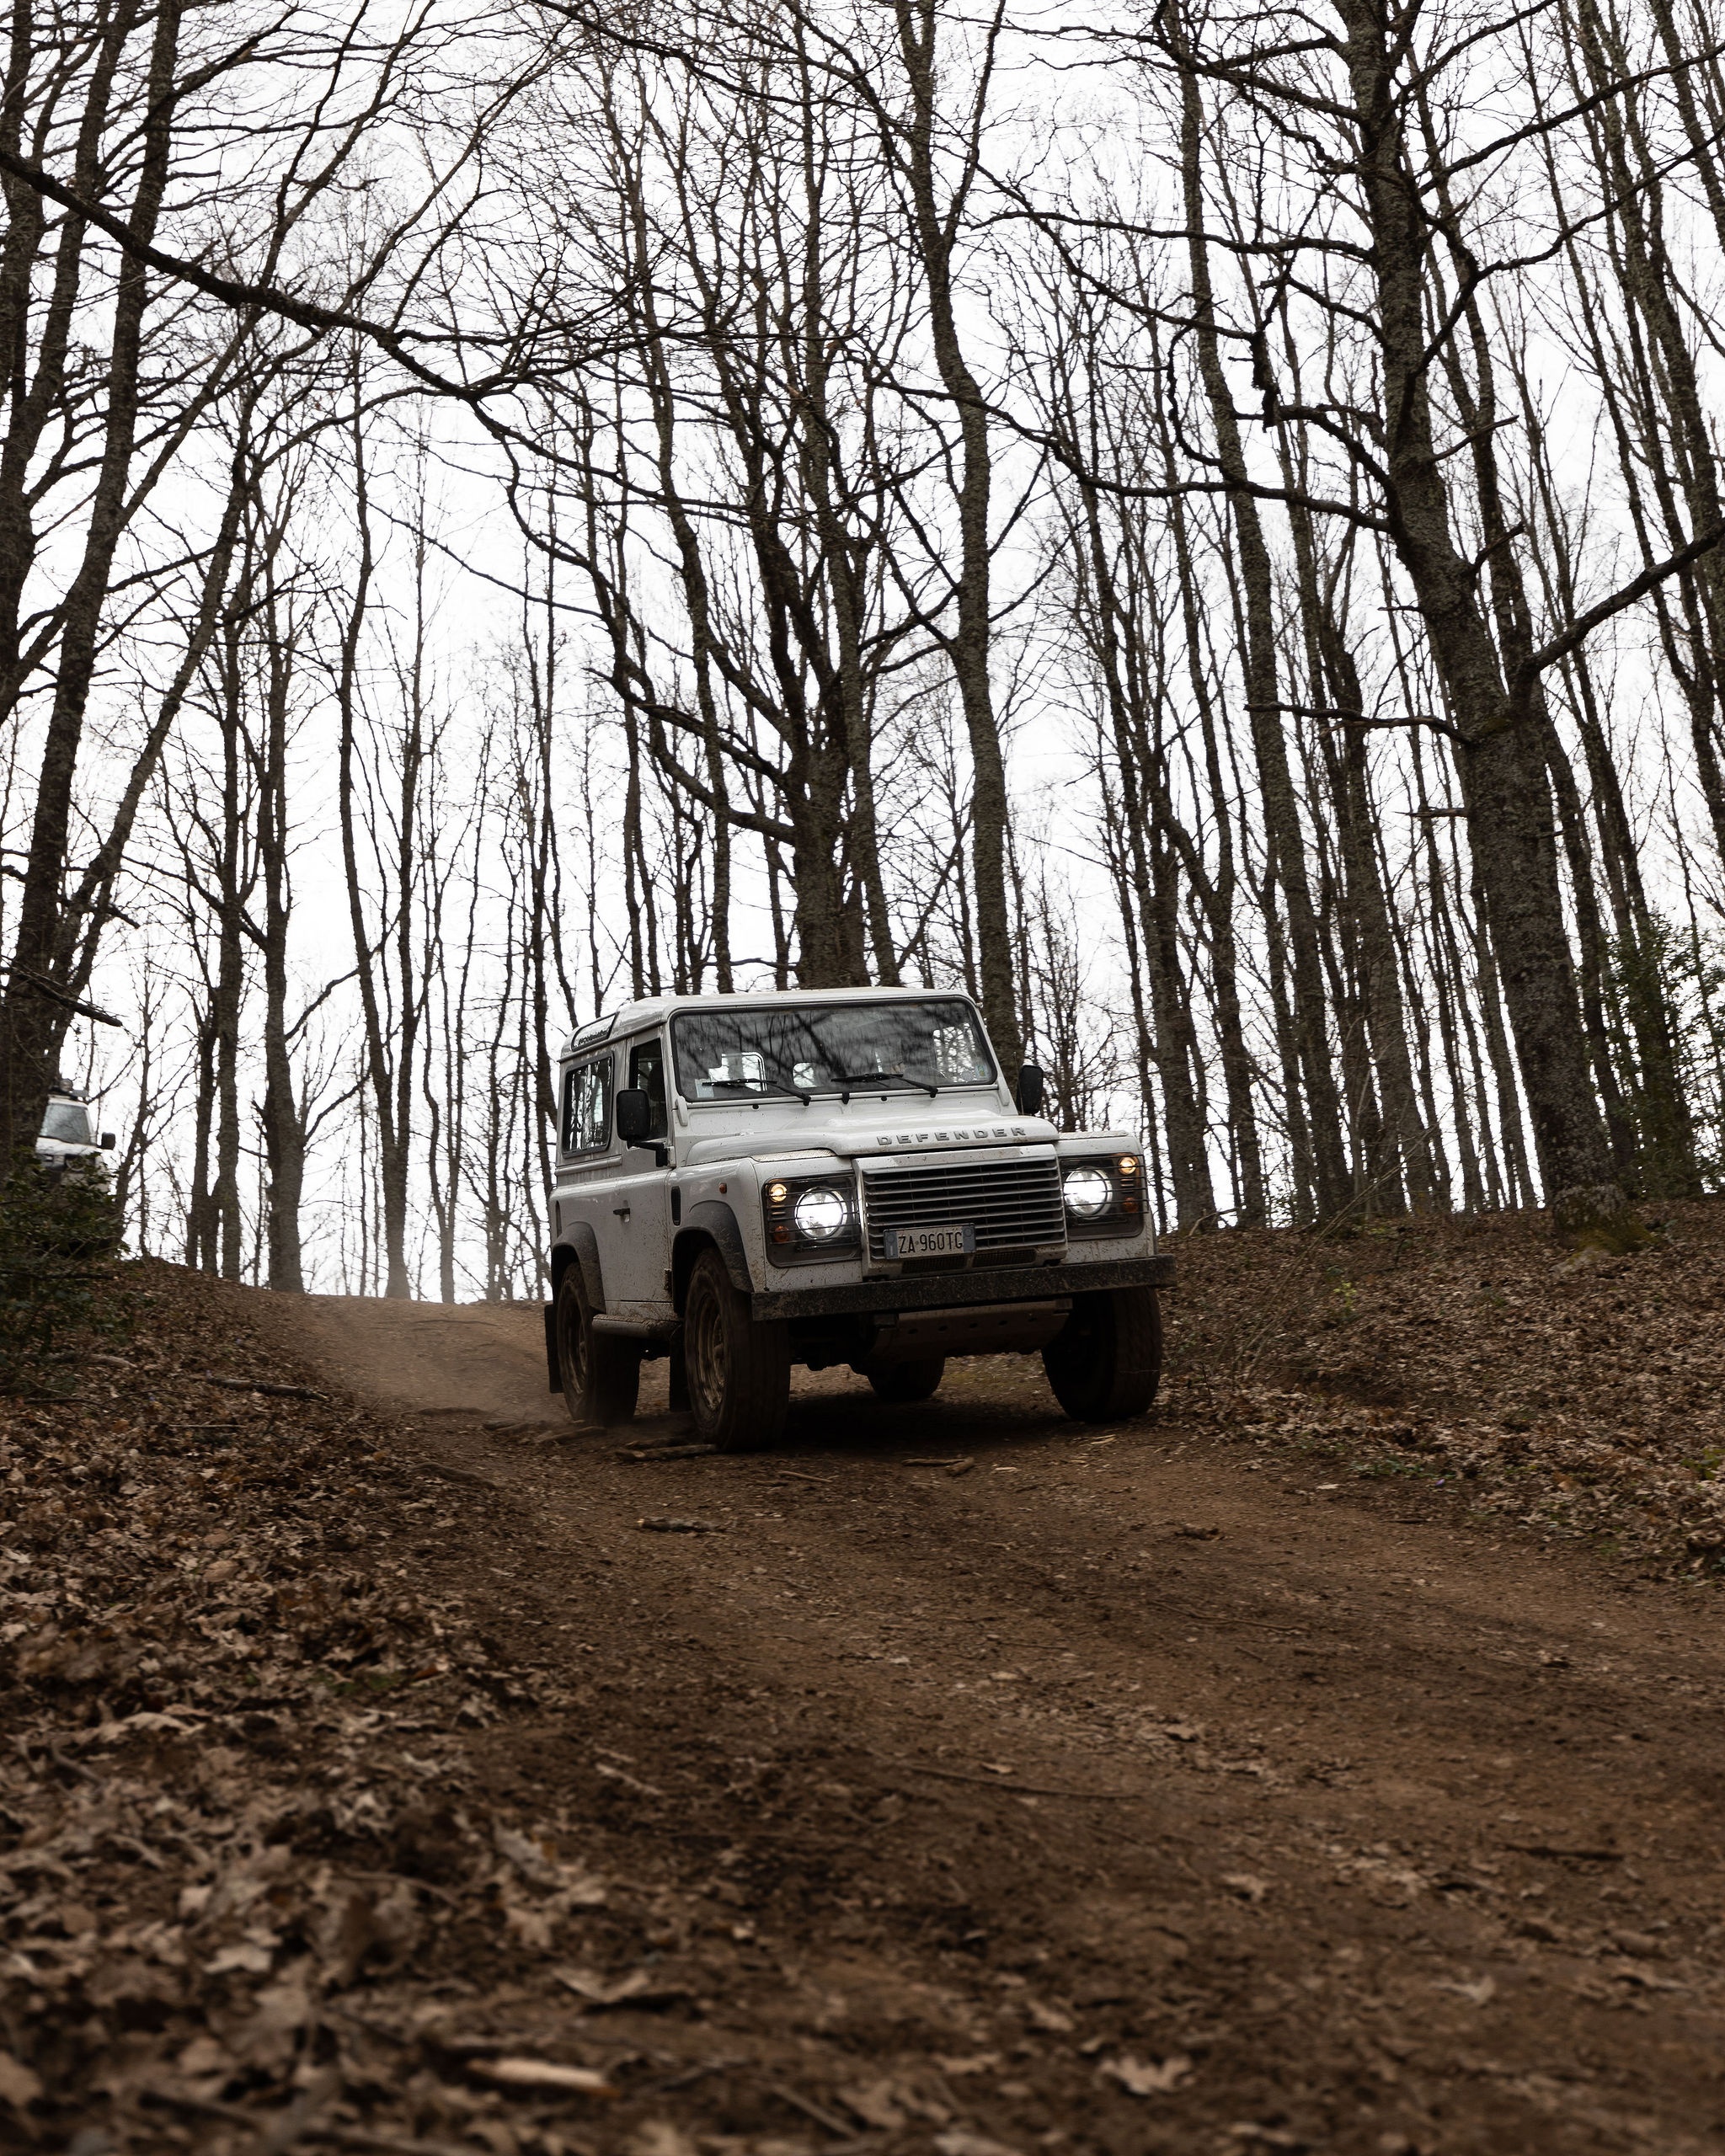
553, 1965, 692, 2009
1101, 2052, 1194, 2096
1221, 1872, 1272, 1903
0, 2051, 42, 2108
1433, 1976, 1497, 2006
837, 2077, 911, 2128
1167, 1202, 1725, 1574
933, 2132, 1025, 2156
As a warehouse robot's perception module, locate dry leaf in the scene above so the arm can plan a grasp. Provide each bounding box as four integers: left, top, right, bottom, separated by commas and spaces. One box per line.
838, 2079, 909, 2129
502, 1893, 557, 1952
1101, 2052, 1194, 2096
1222, 1873, 1270, 1903
206, 1938, 275, 1977
494, 1822, 557, 1883
233, 1961, 314, 2071
1433, 1975, 1496, 2006
628, 2126, 699, 2156
553, 1965, 691, 2009
0, 2052, 42, 2109
318, 1881, 421, 1987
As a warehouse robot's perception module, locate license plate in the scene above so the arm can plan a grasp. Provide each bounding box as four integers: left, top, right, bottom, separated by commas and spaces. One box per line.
884, 1222, 975, 1261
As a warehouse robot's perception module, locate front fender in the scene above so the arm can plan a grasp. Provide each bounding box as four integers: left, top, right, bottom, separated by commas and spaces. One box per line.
674, 1201, 754, 1307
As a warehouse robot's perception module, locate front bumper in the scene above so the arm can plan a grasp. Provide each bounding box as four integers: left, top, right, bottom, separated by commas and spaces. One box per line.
750, 1252, 1174, 1322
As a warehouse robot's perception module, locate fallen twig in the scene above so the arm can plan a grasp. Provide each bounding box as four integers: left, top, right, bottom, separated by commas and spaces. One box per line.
766, 2082, 852, 2136
198, 1372, 324, 1400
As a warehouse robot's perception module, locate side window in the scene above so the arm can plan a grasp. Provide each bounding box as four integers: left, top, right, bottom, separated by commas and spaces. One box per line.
560, 1055, 612, 1155
628, 1038, 669, 1139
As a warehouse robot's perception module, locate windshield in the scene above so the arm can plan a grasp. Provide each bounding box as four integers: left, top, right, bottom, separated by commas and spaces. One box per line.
672, 1000, 996, 1102
40, 1101, 91, 1145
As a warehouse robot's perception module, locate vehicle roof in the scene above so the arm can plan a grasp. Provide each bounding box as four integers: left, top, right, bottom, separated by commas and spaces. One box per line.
559, 985, 975, 1059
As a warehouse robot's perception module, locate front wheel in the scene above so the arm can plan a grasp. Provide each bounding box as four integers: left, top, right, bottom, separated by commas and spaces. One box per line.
555, 1263, 640, 1428
864, 1357, 945, 1404
684, 1248, 789, 1452
1042, 1287, 1162, 1423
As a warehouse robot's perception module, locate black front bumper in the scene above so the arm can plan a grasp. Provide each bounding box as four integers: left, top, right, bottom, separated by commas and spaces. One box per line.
751, 1252, 1175, 1322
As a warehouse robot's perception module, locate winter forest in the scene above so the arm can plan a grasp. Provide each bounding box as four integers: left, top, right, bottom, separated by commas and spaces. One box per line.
6, 0, 1725, 1300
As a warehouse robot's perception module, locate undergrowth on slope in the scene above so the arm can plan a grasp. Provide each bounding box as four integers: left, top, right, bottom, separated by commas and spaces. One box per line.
0, 1156, 127, 1396
1160, 1198, 1725, 1576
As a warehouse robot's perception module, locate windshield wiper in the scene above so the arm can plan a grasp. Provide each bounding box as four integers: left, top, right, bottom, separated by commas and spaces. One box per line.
835, 1069, 939, 1103
709, 1078, 813, 1105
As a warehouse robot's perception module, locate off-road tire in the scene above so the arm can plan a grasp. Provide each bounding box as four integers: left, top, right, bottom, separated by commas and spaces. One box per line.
684, 1247, 789, 1452
1042, 1286, 1162, 1423
864, 1357, 946, 1404
554, 1263, 640, 1428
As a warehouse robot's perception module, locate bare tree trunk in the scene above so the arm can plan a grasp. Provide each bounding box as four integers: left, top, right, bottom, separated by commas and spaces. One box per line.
0, 0, 184, 1167
333, 383, 414, 1299
889, 0, 1021, 1074
1175, 30, 1350, 1217
1330, 0, 1630, 1241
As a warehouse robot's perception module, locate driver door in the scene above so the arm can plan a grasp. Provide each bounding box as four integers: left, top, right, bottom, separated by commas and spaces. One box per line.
606, 1032, 674, 1315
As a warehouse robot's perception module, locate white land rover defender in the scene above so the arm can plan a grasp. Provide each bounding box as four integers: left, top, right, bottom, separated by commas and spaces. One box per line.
36, 1086, 115, 1174
542, 988, 1175, 1451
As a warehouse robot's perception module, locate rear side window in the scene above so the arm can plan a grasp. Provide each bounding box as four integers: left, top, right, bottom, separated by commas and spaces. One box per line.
560, 1056, 612, 1155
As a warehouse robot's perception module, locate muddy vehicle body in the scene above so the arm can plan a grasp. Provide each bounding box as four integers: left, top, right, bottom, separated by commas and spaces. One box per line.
544, 988, 1174, 1449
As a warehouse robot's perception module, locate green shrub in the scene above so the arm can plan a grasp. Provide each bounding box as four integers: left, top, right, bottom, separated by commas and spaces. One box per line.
0, 1155, 127, 1394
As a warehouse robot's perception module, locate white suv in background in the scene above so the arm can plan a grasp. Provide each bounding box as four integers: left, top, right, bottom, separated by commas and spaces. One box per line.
543, 989, 1174, 1451
35, 1087, 115, 1176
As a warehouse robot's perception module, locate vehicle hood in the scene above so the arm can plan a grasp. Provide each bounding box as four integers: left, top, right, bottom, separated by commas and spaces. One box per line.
681, 1109, 1060, 1168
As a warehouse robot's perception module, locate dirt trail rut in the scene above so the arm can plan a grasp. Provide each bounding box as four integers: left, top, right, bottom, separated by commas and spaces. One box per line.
275, 1292, 1725, 2154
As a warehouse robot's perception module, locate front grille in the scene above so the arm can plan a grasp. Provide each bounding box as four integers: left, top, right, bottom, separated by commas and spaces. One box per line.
861, 1154, 1065, 1261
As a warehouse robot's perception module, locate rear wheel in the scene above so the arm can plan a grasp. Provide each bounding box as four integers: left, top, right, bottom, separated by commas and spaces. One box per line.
554, 1263, 640, 1428
864, 1357, 946, 1404
1042, 1287, 1162, 1423
684, 1247, 789, 1452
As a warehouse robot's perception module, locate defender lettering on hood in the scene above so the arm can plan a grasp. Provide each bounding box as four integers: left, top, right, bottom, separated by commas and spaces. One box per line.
873, 1124, 1030, 1146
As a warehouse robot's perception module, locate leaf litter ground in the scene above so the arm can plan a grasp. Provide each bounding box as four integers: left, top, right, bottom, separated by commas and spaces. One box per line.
4, 1208, 1725, 2154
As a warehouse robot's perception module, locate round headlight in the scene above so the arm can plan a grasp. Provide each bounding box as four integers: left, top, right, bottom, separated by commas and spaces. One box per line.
1063, 1165, 1112, 1219
793, 1183, 849, 1241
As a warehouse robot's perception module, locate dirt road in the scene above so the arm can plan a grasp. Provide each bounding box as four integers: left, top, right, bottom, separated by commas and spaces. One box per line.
269, 1288, 1725, 2155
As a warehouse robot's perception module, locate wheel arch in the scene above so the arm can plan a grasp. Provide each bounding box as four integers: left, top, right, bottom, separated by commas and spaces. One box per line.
673, 1202, 752, 1310
553, 1220, 606, 1313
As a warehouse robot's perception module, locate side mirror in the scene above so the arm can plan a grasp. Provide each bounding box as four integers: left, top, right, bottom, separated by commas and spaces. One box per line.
100, 1133, 116, 1150
1016, 1063, 1045, 1116
615, 1088, 651, 1144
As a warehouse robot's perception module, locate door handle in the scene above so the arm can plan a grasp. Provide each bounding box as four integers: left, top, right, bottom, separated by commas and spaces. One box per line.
612, 1205, 631, 1219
